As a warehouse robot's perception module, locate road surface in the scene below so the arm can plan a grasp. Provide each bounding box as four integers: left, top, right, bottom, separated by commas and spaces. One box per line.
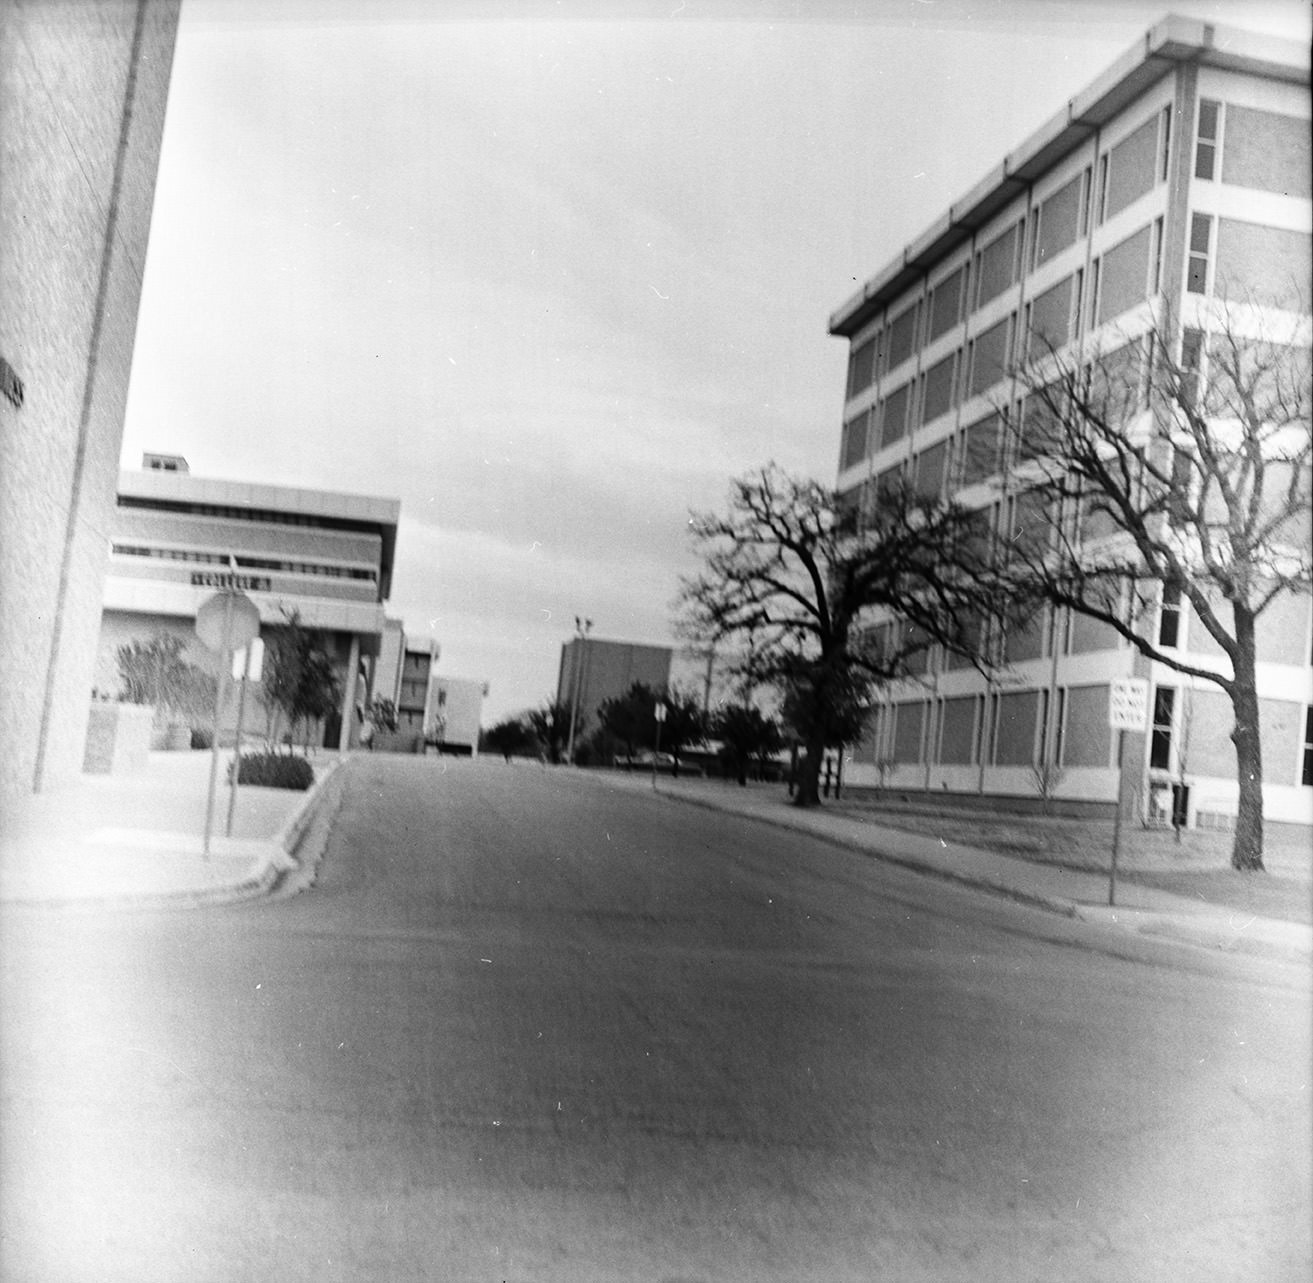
2, 756, 1309, 1281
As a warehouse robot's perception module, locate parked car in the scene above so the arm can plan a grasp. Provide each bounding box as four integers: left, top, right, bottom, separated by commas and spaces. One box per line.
611, 751, 702, 775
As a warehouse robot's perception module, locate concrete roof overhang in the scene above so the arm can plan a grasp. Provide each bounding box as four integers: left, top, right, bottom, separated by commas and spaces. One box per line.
829, 15, 1311, 340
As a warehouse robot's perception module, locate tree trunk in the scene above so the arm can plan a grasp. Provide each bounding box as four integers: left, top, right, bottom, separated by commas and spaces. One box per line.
1229, 609, 1265, 872
793, 734, 825, 807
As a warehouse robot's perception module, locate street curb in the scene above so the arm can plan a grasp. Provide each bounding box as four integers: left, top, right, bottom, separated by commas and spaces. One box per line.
622, 777, 1311, 962
6, 758, 347, 912
1072, 903, 1313, 961
269, 755, 352, 898
650, 783, 1084, 918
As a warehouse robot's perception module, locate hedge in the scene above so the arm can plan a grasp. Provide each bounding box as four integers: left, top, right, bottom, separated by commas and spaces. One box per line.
233, 751, 314, 790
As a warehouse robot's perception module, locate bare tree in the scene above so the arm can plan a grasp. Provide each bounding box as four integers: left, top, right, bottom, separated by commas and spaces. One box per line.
987, 306, 1311, 870
677, 463, 1003, 807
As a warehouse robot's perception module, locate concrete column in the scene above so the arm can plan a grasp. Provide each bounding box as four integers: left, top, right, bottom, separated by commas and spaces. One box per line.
338, 634, 360, 753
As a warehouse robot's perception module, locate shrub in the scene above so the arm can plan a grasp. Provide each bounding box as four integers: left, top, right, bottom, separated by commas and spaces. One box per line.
234, 751, 314, 790
190, 727, 213, 750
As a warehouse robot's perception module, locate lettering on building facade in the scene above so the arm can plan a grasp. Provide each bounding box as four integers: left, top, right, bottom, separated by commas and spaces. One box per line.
190, 571, 271, 592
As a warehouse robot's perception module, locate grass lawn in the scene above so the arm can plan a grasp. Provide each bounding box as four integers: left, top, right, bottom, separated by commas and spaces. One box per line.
829, 798, 1313, 925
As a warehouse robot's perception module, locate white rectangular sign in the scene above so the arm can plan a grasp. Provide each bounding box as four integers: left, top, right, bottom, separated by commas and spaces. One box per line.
1108, 678, 1149, 732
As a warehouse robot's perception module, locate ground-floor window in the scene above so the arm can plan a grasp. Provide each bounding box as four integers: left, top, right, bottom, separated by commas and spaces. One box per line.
1150, 686, 1175, 771
1303, 707, 1313, 787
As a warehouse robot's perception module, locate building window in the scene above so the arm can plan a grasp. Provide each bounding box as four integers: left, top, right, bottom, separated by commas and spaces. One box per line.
887, 303, 920, 370
847, 335, 877, 399
958, 412, 1004, 487
1027, 274, 1076, 357
880, 382, 911, 449
920, 352, 958, 425
839, 409, 871, 472
1159, 104, 1172, 181
975, 222, 1021, 309
1150, 686, 1176, 771
913, 438, 950, 503
1303, 708, 1313, 786
1103, 115, 1160, 220
1186, 213, 1212, 295
1195, 98, 1221, 180
968, 314, 1012, 400
1158, 582, 1182, 647
929, 265, 967, 341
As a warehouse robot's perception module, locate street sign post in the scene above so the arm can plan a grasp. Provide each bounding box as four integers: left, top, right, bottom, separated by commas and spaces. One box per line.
1106, 678, 1150, 905
652, 700, 667, 791
225, 638, 264, 838
196, 585, 261, 858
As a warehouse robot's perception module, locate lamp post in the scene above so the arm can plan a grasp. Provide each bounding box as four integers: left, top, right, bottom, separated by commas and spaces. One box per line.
565, 616, 592, 765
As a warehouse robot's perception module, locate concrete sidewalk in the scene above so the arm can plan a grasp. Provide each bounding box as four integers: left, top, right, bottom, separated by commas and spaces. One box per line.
0, 750, 341, 909
586, 768, 1313, 966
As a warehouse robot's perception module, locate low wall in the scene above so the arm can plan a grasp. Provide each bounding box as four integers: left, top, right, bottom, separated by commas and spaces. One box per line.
83, 702, 154, 774
369, 730, 425, 754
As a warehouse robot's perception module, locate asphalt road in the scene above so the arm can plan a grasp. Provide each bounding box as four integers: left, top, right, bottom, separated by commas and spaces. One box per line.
2, 757, 1309, 1282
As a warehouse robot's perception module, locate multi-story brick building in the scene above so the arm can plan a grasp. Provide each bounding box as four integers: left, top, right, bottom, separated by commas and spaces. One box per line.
829, 15, 1311, 826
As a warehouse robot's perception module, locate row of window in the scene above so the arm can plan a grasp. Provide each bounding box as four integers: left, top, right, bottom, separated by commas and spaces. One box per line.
845, 96, 1310, 404
840, 384, 1116, 518
118, 495, 387, 540
841, 220, 1170, 466
861, 689, 1313, 786
859, 595, 1125, 681
111, 543, 378, 582
845, 104, 1175, 400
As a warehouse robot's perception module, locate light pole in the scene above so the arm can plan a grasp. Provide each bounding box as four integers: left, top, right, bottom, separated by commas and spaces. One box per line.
565, 616, 592, 764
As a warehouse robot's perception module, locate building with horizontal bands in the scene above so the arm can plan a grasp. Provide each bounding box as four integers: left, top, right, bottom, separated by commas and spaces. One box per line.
96, 455, 400, 749
829, 15, 1311, 826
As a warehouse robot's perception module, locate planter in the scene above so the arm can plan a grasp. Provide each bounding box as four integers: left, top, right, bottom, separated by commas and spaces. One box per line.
150, 720, 193, 751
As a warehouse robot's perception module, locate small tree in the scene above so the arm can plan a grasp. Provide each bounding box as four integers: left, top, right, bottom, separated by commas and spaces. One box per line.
657, 687, 706, 778
597, 682, 659, 766
528, 700, 573, 764
988, 307, 1311, 870
116, 633, 216, 726
263, 611, 341, 751
1029, 759, 1067, 817
369, 697, 400, 733
713, 701, 782, 786
482, 715, 539, 762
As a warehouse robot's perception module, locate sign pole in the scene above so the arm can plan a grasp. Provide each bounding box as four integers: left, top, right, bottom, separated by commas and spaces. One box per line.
202, 591, 235, 859
225, 641, 253, 838
1109, 727, 1125, 906
1105, 677, 1148, 908
652, 701, 665, 792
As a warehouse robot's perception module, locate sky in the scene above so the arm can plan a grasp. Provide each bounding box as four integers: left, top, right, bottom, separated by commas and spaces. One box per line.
121, 0, 1311, 726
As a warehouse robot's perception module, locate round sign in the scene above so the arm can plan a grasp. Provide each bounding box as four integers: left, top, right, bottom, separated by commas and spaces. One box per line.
195, 590, 261, 652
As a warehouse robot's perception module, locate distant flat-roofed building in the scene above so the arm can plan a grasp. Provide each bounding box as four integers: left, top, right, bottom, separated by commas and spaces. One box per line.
96, 456, 400, 749
430, 676, 486, 756
557, 636, 674, 747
